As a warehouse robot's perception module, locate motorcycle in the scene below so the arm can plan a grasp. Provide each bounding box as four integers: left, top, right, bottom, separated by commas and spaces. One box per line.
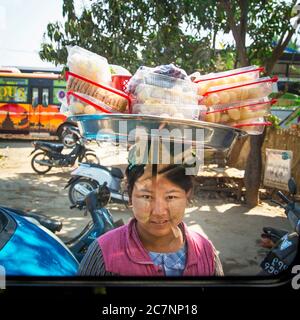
0, 206, 78, 276
259, 177, 299, 275
30, 127, 100, 174
0, 183, 124, 275
65, 182, 124, 262
65, 162, 129, 206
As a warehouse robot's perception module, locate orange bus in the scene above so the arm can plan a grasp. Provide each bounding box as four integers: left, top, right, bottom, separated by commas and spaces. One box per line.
0, 69, 74, 140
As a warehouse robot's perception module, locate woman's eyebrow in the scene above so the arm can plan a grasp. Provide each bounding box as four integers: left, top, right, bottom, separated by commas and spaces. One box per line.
165, 189, 182, 194
136, 188, 153, 193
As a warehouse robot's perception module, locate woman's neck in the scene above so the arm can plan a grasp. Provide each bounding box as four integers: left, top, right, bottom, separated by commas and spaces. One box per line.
136, 222, 184, 253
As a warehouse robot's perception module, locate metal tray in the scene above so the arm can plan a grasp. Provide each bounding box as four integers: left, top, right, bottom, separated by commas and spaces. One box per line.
69, 114, 247, 156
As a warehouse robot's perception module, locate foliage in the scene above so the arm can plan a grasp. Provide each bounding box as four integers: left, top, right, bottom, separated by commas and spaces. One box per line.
39, 0, 299, 75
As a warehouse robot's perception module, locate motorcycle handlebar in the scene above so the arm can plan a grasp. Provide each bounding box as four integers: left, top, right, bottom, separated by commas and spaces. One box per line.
270, 199, 286, 209
277, 191, 291, 204
70, 200, 85, 210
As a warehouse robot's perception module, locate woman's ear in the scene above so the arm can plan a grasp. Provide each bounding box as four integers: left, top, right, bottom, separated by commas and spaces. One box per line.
186, 189, 192, 202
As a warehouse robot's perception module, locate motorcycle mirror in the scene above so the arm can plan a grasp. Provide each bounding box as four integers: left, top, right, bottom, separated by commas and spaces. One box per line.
288, 177, 297, 195
97, 184, 111, 208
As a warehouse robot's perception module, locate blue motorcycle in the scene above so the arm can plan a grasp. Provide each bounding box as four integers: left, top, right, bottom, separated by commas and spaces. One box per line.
0, 183, 122, 276
0, 206, 78, 276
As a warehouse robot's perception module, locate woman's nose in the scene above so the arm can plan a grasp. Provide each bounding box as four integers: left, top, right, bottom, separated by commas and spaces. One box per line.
151, 196, 169, 216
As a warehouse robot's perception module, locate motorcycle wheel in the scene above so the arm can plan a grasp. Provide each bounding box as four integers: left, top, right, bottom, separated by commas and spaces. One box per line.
68, 178, 98, 205
80, 152, 100, 165
31, 152, 52, 174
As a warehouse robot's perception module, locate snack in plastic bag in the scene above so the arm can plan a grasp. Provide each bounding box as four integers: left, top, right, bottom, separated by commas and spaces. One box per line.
134, 83, 200, 105
230, 117, 272, 135
204, 97, 274, 124
193, 66, 263, 95
132, 103, 206, 120
66, 91, 116, 115
202, 76, 278, 106
67, 45, 112, 84
66, 73, 130, 112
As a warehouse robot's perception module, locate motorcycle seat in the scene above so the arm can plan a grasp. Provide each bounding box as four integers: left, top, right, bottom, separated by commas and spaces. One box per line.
87, 163, 124, 179
35, 141, 64, 153
262, 227, 288, 240
5, 207, 63, 233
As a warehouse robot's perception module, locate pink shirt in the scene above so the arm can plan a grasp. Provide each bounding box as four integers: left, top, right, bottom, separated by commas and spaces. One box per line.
98, 218, 215, 276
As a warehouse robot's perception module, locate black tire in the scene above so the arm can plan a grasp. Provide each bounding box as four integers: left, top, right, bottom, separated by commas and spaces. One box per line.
31, 152, 52, 174
79, 152, 100, 165
68, 178, 98, 205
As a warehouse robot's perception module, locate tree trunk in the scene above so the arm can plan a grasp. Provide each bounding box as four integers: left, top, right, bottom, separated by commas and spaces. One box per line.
244, 131, 266, 207
219, 0, 249, 67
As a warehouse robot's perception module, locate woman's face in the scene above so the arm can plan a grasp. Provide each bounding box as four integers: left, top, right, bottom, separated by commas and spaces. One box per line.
131, 169, 190, 238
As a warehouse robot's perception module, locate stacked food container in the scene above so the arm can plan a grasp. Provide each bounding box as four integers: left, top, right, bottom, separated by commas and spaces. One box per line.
194, 66, 278, 134
64, 46, 131, 115
126, 65, 206, 120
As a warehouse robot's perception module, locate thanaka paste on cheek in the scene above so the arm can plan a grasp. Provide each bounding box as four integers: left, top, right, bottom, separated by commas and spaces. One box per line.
166, 200, 183, 238
132, 180, 152, 223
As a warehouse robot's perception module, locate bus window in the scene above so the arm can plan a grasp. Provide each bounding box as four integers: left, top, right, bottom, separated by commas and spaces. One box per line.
52, 79, 66, 105
0, 78, 28, 103
42, 88, 49, 107
32, 88, 39, 108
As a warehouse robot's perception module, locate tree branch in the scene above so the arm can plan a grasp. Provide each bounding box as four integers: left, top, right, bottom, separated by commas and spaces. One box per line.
219, 0, 249, 66
265, 27, 296, 75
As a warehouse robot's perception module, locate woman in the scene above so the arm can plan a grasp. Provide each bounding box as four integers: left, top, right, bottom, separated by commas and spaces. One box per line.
78, 164, 223, 276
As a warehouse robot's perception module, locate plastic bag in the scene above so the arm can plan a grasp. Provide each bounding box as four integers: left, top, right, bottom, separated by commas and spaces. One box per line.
127, 64, 193, 94
202, 76, 278, 106
67, 45, 111, 84
194, 66, 264, 95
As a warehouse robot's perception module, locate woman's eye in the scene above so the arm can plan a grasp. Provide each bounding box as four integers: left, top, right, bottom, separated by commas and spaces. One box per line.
166, 195, 177, 200
141, 195, 152, 200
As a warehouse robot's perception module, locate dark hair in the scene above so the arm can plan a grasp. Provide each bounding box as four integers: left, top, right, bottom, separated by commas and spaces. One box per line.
125, 164, 194, 201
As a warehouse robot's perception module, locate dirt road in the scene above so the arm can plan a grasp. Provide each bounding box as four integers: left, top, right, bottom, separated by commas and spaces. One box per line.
0, 139, 291, 275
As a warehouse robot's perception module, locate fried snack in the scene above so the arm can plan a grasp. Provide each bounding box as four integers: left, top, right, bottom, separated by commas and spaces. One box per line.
67, 77, 128, 112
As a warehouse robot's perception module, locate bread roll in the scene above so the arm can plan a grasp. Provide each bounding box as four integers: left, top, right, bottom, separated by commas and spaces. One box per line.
227, 108, 241, 120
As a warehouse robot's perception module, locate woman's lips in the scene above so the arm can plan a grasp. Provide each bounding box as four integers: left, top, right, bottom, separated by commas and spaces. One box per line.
150, 220, 169, 226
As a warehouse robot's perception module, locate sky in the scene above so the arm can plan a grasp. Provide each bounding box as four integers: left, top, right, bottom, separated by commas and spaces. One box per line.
0, 0, 89, 69
0, 0, 298, 70
0, 0, 235, 69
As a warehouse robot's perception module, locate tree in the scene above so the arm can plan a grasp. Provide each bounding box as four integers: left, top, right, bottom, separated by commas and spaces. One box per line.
39, 0, 218, 73
40, 0, 299, 75
215, 0, 299, 206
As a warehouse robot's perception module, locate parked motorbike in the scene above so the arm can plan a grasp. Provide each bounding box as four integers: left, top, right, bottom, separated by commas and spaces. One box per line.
0, 206, 78, 276
259, 177, 299, 275
65, 182, 124, 262
30, 127, 100, 174
0, 183, 124, 275
65, 162, 129, 206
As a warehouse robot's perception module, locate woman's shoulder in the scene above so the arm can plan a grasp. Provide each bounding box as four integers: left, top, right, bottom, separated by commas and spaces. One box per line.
99, 222, 128, 241
98, 219, 135, 247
